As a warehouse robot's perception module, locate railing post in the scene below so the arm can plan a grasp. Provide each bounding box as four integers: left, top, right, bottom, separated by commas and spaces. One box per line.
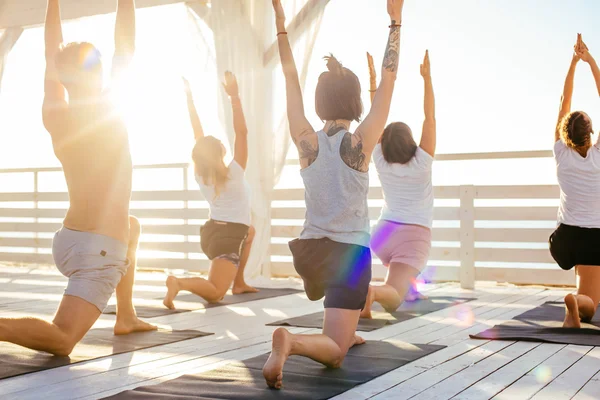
459, 185, 475, 289
33, 171, 39, 254
183, 166, 189, 263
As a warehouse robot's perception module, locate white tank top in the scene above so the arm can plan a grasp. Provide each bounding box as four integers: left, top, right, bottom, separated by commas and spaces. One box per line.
554, 140, 600, 228
196, 160, 251, 226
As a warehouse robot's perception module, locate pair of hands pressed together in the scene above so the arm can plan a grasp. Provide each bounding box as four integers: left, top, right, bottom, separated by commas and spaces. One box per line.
574, 33, 594, 64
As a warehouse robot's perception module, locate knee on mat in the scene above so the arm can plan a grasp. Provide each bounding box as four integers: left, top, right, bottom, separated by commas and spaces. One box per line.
53, 333, 78, 357
129, 215, 141, 242
327, 350, 346, 369
205, 288, 227, 304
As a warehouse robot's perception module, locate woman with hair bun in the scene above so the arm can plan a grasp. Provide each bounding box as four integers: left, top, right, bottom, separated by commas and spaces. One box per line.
262, 0, 404, 390
550, 34, 600, 328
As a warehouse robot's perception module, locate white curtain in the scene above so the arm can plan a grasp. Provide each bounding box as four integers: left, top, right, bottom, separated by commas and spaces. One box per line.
187, 0, 326, 281
0, 28, 23, 95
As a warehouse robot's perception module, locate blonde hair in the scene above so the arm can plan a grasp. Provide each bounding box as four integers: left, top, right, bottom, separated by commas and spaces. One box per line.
192, 137, 229, 198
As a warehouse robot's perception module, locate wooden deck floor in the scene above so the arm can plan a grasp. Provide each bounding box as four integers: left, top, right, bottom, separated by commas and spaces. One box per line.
0, 265, 598, 400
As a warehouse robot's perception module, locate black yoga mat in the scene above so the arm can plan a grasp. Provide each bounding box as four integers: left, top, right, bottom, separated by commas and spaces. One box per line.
471, 301, 600, 346
268, 296, 474, 332
0, 328, 212, 380
103, 340, 445, 400
103, 288, 303, 318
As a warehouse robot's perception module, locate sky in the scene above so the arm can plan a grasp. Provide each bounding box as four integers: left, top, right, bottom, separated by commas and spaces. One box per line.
1, 0, 600, 188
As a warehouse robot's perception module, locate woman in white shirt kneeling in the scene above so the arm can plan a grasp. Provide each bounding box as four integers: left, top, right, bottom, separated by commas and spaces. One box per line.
550, 34, 600, 328
362, 50, 436, 318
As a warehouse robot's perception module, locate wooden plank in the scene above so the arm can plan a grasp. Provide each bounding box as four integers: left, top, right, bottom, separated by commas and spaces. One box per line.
272, 186, 462, 201
0, 0, 202, 29
0, 238, 202, 254
476, 267, 573, 287
476, 248, 555, 264
0, 222, 200, 236
271, 206, 460, 220
531, 347, 600, 400
573, 371, 600, 400
452, 343, 565, 400
475, 207, 557, 221
495, 345, 592, 400
0, 190, 206, 203
0, 207, 209, 219
0, 252, 54, 264
476, 228, 553, 243
476, 185, 559, 199
371, 341, 515, 400
460, 186, 476, 289
410, 342, 542, 400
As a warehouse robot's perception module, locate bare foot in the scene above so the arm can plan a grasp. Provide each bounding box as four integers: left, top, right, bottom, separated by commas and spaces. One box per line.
352, 334, 366, 347
563, 293, 581, 328
114, 315, 158, 335
263, 328, 292, 389
232, 283, 259, 295
360, 285, 375, 319
163, 276, 180, 309
405, 290, 428, 302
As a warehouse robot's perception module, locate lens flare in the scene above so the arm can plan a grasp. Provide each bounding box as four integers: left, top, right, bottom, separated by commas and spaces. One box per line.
452, 303, 474, 326
533, 366, 552, 383
80, 45, 102, 70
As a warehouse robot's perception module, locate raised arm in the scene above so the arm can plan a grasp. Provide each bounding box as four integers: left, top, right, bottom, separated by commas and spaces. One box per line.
419, 50, 436, 156
182, 77, 205, 141
272, 0, 314, 143
112, 0, 136, 79
223, 72, 249, 170
42, 0, 67, 134
367, 52, 377, 105
556, 35, 581, 142
576, 35, 600, 97
355, 0, 404, 154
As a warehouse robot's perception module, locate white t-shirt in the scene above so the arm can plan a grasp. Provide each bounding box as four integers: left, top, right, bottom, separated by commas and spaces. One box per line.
196, 160, 251, 226
554, 140, 600, 228
373, 143, 434, 228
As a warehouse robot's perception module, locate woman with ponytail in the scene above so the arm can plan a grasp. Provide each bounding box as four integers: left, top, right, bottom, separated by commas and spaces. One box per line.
360, 50, 436, 318
550, 34, 600, 328
262, 0, 404, 390
163, 71, 257, 309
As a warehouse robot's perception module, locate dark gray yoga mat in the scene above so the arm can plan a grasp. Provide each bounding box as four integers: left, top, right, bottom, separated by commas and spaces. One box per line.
471, 301, 600, 346
0, 328, 212, 380
103, 288, 303, 318
103, 340, 445, 399
268, 296, 474, 332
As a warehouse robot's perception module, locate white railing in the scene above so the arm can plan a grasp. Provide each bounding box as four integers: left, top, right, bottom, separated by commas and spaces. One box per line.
0, 149, 574, 287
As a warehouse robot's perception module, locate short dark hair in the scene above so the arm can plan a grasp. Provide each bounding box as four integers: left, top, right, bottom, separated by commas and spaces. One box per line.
560, 111, 593, 151
381, 122, 418, 164
315, 55, 363, 122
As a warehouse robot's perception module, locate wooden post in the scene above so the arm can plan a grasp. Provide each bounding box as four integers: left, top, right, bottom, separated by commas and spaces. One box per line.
459, 185, 475, 289
33, 170, 39, 254
182, 166, 189, 262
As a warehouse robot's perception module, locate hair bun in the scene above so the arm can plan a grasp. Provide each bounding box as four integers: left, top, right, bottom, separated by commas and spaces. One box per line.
324, 54, 343, 74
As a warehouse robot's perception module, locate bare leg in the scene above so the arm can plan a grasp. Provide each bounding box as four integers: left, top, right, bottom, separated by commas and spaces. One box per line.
564, 265, 600, 328
361, 262, 420, 318
232, 226, 259, 294
163, 258, 237, 308
0, 295, 100, 356
263, 308, 362, 389
114, 216, 157, 335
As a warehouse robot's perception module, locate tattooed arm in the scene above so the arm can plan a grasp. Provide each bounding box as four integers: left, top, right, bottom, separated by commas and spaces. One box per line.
272, 0, 315, 166
354, 0, 403, 158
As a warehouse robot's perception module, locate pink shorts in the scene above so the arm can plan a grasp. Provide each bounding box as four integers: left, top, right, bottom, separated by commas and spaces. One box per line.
370, 220, 432, 271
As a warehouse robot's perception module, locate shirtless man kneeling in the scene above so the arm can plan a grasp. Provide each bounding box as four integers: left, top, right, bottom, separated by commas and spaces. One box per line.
0, 0, 155, 357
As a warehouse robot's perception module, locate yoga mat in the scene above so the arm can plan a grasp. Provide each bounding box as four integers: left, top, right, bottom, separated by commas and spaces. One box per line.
268, 296, 474, 332
103, 340, 445, 400
0, 328, 212, 380
103, 288, 303, 318
471, 301, 600, 346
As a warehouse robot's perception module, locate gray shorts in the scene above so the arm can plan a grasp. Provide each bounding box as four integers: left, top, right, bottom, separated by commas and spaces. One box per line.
52, 227, 129, 312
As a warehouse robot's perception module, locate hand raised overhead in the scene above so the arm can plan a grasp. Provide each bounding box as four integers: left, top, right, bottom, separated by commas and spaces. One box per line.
420, 50, 431, 79
182, 77, 192, 94
575, 33, 592, 63
367, 52, 377, 88
387, 0, 405, 22
222, 71, 239, 98
272, 0, 286, 21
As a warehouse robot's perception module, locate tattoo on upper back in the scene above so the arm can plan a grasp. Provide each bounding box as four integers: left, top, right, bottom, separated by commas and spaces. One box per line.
326, 122, 346, 137
340, 132, 367, 172
383, 24, 401, 73
299, 139, 318, 167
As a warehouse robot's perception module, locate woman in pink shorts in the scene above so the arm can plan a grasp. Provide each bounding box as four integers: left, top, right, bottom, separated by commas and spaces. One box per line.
361, 50, 436, 318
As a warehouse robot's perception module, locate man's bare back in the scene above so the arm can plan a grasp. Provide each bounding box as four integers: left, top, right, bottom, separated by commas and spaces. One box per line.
49, 94, 132, 245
